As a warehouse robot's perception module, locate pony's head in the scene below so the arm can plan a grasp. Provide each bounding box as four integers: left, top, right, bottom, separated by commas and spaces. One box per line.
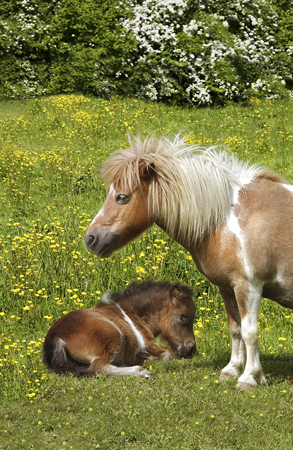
84, 134, 245, 256
84, 136, 169, 257
84, 156, 156, 257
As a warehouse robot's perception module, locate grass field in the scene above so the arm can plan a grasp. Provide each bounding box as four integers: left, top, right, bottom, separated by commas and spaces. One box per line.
1, 95, 293, 449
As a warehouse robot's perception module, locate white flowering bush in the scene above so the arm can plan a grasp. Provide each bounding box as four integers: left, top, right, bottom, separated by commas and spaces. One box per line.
0, 0, 292, 104
119, 0, 292, 104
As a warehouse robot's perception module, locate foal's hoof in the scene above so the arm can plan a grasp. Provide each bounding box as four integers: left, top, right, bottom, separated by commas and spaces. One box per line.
236, 381, 256, 390
219, 373, 234, 382
139, 369, 153, 380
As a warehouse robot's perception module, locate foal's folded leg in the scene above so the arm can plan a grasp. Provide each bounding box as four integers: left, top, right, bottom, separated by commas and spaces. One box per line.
66, 319, 152, 379
88, 356, 152, 379
142, 341, 172, 362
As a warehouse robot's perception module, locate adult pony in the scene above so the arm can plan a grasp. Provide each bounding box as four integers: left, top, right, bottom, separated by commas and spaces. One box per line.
84, 135, 293, 389
43, 280, 196, 378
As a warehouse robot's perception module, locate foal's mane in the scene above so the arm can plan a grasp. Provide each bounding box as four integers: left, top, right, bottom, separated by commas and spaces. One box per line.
101, 135, 286, 245
97, 280, 194, 309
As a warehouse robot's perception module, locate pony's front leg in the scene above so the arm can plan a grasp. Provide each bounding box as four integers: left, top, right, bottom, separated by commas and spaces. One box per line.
144, 342, 172, 362
219, 289, 246, 381
236, 282, 267, 389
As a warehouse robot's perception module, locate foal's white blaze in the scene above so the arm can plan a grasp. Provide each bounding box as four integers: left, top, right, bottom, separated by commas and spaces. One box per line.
116, 304, 146, 353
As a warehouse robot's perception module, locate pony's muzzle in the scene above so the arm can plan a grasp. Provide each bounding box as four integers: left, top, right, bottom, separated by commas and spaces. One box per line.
84, 231, 100, 253
84, 228, 119, 257
177, 341, 196, 358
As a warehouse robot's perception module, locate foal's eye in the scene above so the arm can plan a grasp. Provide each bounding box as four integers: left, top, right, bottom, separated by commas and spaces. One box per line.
181, 316, 188, 324
115, 194, 132, 204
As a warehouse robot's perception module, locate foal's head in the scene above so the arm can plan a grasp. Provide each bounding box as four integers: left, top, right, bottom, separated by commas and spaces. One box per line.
100, 280, 196, 358
160, 282, 196, 358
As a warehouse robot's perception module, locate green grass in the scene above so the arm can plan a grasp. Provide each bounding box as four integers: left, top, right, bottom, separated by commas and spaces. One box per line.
1, 95, 293, 449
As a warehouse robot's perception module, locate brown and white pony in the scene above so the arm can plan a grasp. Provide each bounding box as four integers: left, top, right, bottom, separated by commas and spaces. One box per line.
43, 280, 196, 378
84, 135, 293, 389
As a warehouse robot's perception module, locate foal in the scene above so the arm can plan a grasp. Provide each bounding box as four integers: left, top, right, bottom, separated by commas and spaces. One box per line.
43, 281, 196, 379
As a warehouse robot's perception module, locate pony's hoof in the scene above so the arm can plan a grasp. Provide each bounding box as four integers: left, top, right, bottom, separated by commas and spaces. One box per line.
162, 351, 172, 362
236, 381, 256, 390
140, 369, 153, 380
219, 373, 234, 382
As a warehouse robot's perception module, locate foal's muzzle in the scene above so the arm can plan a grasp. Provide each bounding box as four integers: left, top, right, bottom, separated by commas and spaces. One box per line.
177, 341, 196, 358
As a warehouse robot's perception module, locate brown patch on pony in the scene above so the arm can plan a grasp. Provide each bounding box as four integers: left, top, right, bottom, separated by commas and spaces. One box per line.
255, 168, 290, 185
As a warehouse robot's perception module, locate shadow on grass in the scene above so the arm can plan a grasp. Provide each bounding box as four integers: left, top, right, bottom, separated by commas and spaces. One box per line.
162, 349, 293, 385
261, 353, 293, 384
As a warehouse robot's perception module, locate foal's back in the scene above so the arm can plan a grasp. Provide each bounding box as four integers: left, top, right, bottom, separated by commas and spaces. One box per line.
43, 304, 147, 368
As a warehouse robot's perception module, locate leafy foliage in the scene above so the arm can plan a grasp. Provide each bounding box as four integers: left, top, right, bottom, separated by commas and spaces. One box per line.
0, 0, 292, 104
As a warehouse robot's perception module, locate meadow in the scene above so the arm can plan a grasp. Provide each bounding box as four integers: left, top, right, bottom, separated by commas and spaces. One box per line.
1, 95, 293, 449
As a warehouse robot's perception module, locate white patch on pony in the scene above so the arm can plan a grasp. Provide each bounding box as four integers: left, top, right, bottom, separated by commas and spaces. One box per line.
89, 184, 116, 226
226, 180, 266, 386
54, 337, 66, 355
282, 183, 293, 194
226, 179, 256, 280
238, 280, 266, 386
221, 333, 245, 377
116, 304, 146, 353
103, 364, 152, 379
52, 338, 67, 364
227, 188, 242, 241
227, 208, 242, 242
100, 291, 114, 304
108, 183, 116, 197
89, 209, 104, 226
239, 178, 254, 187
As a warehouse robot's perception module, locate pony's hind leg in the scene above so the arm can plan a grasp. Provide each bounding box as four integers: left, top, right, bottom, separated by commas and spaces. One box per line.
219, 289, 246, 381
88, 357, 153, 379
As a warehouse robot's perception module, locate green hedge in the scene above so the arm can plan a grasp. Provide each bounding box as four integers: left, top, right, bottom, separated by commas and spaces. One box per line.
0, 0, 292, 105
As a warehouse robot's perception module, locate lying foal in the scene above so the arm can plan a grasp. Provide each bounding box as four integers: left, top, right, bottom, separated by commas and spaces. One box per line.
43, 280, 196, 379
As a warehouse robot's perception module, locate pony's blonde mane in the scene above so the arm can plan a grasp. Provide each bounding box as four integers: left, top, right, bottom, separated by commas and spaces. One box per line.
101, 135, 268, 245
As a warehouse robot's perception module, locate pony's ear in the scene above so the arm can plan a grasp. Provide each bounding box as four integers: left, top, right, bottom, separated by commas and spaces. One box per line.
139, 162, 156, 181
169, 283, 183, 303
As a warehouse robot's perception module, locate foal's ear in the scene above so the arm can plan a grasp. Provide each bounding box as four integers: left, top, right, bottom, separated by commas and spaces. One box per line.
169, 283, 183, 303
139, 162, 156, 181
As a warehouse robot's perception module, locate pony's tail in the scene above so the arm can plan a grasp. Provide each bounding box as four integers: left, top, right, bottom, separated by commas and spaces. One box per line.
42, 337, 92, 376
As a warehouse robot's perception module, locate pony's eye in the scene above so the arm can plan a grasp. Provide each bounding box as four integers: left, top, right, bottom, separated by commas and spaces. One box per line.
116, 194, 132, 204
181, 316, 188, 324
